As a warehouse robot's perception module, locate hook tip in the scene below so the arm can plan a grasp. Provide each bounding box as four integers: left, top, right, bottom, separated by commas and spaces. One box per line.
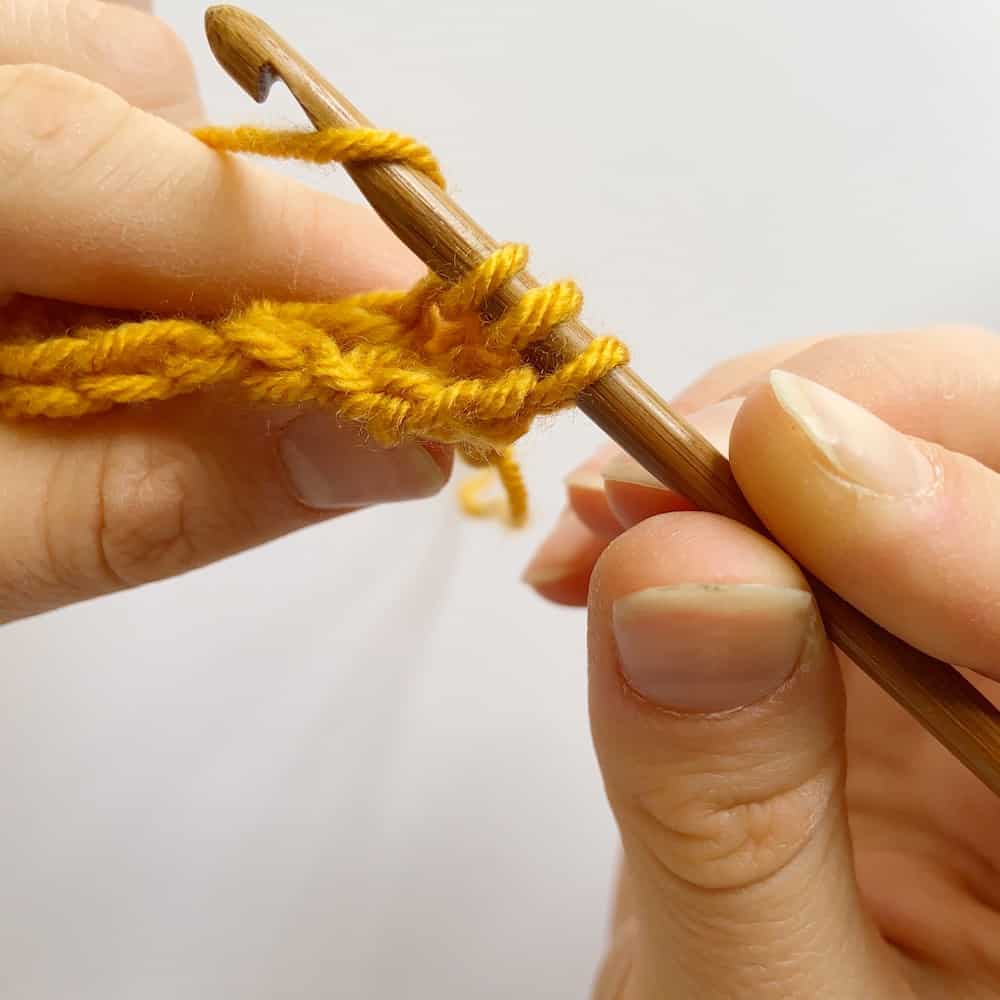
204, 5, 276, 103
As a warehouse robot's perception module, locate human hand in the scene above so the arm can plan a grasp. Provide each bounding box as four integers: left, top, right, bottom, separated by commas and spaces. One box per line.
524, 329, 1000, 998
0, 0, 450, 623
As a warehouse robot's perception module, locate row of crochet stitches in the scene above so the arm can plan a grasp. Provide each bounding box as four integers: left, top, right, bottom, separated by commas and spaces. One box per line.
0, 126, 630, 524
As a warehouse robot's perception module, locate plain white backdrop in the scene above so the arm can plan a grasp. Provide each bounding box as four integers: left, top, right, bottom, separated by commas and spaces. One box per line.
3, 1, 1000, 997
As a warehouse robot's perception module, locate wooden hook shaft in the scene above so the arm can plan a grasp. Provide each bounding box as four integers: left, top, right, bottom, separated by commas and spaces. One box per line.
203, 4, 1000, 795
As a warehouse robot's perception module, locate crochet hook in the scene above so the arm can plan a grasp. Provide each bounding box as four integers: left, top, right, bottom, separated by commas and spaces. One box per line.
203, 4, 1000, 796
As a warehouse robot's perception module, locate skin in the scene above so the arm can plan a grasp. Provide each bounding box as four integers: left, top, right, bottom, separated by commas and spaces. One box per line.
6, 2, 1000, 996
526, 329, 1000, 997
0, 0, 452, 623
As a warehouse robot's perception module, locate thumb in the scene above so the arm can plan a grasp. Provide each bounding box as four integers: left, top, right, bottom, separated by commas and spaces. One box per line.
588, 513, 904, 999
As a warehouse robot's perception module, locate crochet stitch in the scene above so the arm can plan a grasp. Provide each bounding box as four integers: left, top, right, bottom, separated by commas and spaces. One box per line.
0, 125, 629, 525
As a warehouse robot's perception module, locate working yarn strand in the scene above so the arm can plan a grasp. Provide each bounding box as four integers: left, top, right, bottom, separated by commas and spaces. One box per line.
0, 125, 629, 525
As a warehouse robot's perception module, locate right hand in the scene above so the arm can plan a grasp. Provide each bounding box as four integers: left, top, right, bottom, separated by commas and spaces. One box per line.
524, 328, 1000, 998
0, 0, 450, 624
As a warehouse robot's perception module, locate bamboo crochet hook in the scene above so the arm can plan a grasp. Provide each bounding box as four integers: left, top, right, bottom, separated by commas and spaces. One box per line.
204, 4, 1000, 794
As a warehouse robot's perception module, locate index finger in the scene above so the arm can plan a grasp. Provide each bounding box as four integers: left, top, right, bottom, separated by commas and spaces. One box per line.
731, 329, 1000, 678
0, 64, 422, 310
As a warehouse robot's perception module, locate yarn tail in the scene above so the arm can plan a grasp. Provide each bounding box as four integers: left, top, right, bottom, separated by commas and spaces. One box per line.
458, 448, 528, 527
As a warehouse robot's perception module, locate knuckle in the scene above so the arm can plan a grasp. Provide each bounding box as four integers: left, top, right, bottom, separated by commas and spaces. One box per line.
0, 424, 204, 616
25, 424, 245, 608
0, 63, 131, 189
628, 750, 841, 892
95, 432, 221, 588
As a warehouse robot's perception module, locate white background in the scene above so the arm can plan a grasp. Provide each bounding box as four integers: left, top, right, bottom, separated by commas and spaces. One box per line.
3, 1, 1000, 997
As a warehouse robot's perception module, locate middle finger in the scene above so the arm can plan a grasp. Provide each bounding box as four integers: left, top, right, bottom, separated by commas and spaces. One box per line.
1, 0, 202, 123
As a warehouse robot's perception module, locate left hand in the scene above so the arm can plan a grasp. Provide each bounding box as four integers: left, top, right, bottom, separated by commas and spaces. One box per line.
0, 0, 448, 624
524, 328, 1000, 998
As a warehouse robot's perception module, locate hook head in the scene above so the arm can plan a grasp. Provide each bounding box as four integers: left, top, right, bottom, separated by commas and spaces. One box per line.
204, 5, 279, 102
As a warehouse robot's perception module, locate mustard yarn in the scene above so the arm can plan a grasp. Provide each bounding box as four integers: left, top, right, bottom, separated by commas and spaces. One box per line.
0, 125, 629, 525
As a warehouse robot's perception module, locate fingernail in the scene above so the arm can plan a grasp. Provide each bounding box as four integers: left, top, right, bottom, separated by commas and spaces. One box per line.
769, 371, 937, 496
600, 453, 665, 490
602, 397, 744, 489
612, 583, 814, 712
521, 508, 592, 586
565, 442, 621, 494
279, 415, 446, 510
564, 469, 606, 494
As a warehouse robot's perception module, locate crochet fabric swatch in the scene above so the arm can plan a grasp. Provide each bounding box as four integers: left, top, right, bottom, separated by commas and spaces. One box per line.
0, 126, 629, 525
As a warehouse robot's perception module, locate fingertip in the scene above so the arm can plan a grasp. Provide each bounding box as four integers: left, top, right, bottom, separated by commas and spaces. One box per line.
731, 369, 1000, 678
422, 442, 455, 481
521, 508, 607, 606
525, 568, 595, 607
600, 398, 747, 529
600, 449, 697, 526
565, 469, 621, 537
590, 510, 808, 614
611, 583, 814, 713
564, 444, 623, 537
602, 477, 697, 527
278, 415, 448, 510
587, 511, 817, 718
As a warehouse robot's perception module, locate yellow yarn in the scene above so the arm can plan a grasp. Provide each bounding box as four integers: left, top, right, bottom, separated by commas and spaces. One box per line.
0, 125, 629, 525
458, 445, 528, 525
193, 125, 447, 189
